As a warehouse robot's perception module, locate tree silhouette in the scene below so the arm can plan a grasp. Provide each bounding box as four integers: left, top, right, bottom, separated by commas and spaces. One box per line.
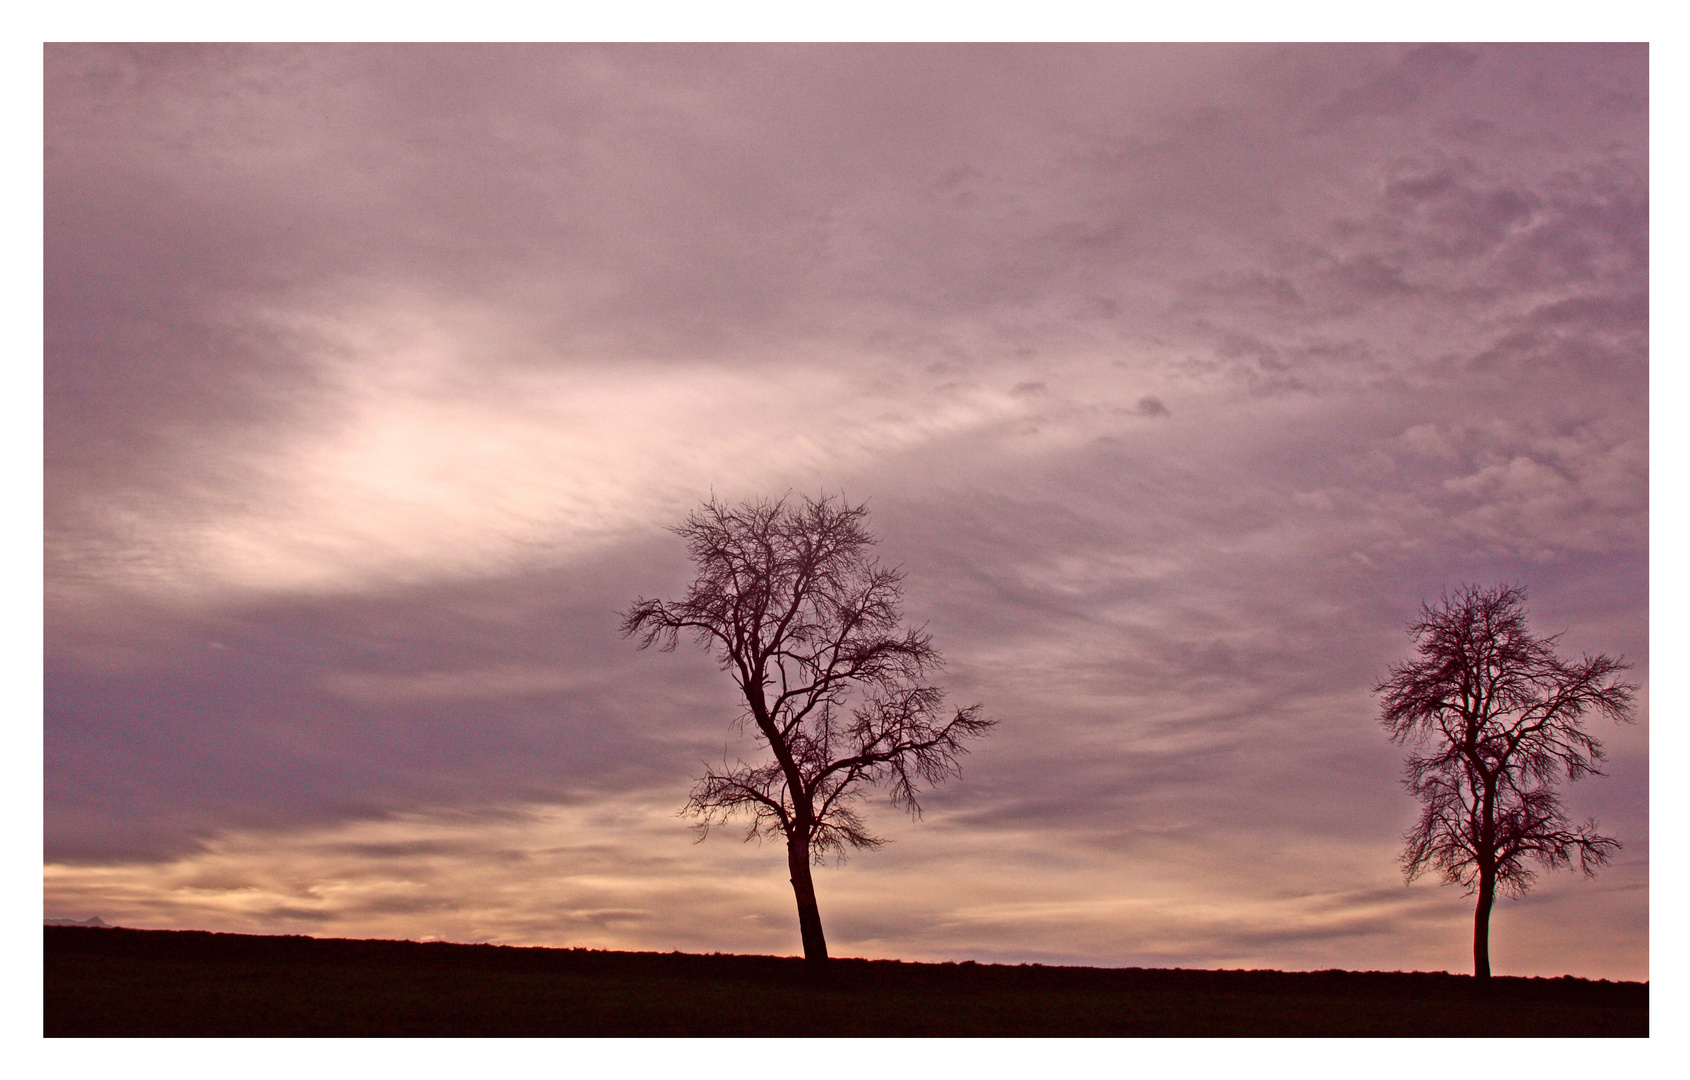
1374, 584, 1635, 979
621, 494, 993, 968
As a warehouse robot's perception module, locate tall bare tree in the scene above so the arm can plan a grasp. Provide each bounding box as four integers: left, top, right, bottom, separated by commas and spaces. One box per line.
1374, 584, 1635, 979
622, 494, 993, 967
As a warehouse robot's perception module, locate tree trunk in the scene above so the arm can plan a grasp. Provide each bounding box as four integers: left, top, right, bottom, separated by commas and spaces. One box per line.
786, 834, 829, 967
1473, 868, 1495, 980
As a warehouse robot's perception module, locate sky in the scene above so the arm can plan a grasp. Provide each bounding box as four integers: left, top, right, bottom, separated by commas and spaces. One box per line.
42, 42, 1650, 980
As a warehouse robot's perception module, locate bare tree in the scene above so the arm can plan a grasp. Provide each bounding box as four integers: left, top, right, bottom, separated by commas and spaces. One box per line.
1374, 584, 1636, 979
621, 494, 993, 967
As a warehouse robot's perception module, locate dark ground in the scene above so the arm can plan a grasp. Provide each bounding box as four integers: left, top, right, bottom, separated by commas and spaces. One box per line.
45, 926, 1647, 1037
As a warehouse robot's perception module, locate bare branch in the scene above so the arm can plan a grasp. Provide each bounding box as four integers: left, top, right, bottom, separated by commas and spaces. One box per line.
1375, 583, 1635, 975
621, 493, 995, 960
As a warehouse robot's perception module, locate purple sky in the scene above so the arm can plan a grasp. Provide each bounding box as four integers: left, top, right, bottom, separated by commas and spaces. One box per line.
44, 43, 1648, 979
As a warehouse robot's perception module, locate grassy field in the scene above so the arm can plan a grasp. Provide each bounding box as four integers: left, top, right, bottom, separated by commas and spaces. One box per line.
45, 926, 1647, 1037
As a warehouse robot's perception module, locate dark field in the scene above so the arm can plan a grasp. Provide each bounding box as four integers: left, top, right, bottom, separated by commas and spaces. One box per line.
45, 926, 1647, 1037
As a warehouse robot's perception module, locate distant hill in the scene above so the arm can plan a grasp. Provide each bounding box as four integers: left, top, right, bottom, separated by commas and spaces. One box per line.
45, 916, 109, 928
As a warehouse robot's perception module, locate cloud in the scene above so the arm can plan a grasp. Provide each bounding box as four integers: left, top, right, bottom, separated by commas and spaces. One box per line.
1370, 418, 1647, 560
45, 43, 1647, 978
50, 296, 1040, 602
44, 792, 1645, 977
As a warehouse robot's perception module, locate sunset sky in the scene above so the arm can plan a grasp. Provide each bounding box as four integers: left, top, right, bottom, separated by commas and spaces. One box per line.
43, 42, 1650, 980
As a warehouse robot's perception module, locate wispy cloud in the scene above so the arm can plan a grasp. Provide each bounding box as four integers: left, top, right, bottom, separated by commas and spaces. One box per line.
46, 43, 1647, 979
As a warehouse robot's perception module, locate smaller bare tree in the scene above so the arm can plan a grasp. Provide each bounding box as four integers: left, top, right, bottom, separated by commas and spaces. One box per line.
622, 494, 993, 968
1375, 584, 1636, 979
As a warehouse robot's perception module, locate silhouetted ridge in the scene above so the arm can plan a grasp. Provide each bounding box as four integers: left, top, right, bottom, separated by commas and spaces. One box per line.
47, 926, 1646, 1037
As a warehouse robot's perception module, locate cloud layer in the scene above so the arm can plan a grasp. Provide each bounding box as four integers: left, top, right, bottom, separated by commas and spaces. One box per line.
46, 44, 1647, 978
